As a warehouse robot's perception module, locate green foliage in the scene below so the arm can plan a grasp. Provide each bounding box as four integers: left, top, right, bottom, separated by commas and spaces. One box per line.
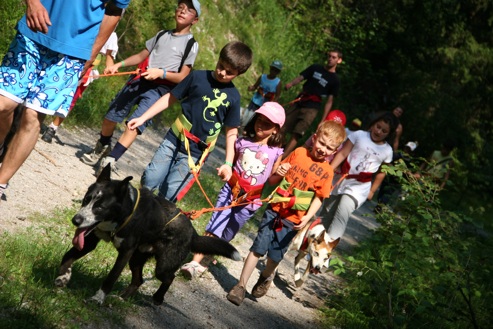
325, 164, 493, 328
0, 208, 129, 328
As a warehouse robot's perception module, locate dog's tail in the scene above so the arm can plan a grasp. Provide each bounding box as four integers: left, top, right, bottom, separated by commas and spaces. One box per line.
191, 235, 242, 261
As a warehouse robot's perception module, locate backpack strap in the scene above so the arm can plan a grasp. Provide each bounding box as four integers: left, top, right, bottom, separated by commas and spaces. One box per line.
178, 36, 196, 72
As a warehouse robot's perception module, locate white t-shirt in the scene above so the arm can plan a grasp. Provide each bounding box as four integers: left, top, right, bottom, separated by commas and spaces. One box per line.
333, 130, 393, 207
100, 32, 119, 59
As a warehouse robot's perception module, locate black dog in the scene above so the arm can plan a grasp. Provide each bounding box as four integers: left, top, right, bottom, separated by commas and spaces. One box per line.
55, 165, 241, 305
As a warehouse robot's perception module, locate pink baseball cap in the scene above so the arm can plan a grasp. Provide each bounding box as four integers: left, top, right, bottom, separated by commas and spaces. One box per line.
255, 102, 286, 127
324, 109, 346, 126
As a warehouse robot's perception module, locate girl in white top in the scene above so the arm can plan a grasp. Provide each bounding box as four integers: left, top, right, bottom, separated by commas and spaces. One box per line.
319, 111, 398, 242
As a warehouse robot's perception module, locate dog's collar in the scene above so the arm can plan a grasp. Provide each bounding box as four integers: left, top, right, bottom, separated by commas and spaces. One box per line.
113, 187, 141, 236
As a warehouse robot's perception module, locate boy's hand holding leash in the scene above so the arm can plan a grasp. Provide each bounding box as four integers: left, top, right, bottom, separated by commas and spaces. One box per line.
217, 164, 233, 182
141, 68, 166, 81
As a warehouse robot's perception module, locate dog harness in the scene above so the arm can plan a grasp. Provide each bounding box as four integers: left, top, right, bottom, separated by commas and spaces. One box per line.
171, 112, 220, 174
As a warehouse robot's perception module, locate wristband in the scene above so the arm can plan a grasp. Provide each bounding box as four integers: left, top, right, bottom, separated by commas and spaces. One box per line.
161, 69, 167, 79
120, 60, 125, 67
224, 161, 233, 167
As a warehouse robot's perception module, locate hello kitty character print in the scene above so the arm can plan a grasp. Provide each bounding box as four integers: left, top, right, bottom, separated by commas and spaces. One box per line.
233, 138, 283, 187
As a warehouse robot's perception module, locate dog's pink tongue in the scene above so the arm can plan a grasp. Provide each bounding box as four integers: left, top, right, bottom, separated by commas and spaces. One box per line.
72, 228, 87, 251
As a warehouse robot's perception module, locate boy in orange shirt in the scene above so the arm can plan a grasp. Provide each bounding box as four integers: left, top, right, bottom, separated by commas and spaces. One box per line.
226, 120, 346, 306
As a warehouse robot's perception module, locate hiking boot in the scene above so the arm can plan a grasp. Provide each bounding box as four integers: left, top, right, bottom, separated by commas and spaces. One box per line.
180, 261, 207, 280
96, 156, 117, 177
41, 127, 56, 143
81, 141, 111, 166
226, 284, 246, 306
251, 274, 273, 298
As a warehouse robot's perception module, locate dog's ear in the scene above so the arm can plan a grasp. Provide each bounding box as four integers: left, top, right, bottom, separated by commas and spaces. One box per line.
329, 237, 340, 249
96, 164, 112, 183
315, 230, 326, 243
116, 176, 134, 200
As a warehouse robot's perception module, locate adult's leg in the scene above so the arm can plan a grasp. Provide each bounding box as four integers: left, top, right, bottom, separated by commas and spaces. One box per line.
0, 107, 45, 184
0, 95, 17, 147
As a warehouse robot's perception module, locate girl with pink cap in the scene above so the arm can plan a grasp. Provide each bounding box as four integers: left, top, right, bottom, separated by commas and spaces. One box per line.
181, 102, 285, 279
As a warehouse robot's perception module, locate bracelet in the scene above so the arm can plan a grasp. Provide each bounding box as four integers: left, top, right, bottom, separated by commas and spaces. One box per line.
224, 161, 233, 167
161, 69, 167, 79
120, 60, 125, 67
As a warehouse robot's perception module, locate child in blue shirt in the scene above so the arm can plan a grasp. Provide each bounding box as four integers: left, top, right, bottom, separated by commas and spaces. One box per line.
127, 41, 253, 202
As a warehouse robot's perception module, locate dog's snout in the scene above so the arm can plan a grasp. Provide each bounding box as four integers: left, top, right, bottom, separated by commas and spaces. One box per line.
72, 214, 84, 227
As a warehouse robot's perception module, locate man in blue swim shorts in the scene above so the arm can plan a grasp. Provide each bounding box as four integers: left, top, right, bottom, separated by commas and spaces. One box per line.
0, 0, 130, 202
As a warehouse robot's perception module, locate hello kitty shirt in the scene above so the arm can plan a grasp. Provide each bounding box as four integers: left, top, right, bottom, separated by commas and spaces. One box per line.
233, 138, 283, 188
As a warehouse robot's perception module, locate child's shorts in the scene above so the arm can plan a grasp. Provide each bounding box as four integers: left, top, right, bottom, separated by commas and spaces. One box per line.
0, 32, 84, 117
282, 105, 319, 137
104, 78, 172, 134
250, 206, 297, 263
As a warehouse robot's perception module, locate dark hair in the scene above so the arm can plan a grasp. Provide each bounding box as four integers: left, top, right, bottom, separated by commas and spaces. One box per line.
219, 41, 253, 75
243, 113, 284, 148
328, 49, 343, 59
367, 111, 398, 143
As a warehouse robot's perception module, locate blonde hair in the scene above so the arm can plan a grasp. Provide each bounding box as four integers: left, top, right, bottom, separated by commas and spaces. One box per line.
316, 120, 346, 147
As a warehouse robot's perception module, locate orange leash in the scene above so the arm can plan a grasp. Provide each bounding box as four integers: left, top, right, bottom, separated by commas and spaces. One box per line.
88, 69, 140, 78
282, 96, 301, 107
185, 173, 349, 221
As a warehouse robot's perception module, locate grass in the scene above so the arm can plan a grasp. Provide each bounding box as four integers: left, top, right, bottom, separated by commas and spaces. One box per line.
0, 171, 261, 328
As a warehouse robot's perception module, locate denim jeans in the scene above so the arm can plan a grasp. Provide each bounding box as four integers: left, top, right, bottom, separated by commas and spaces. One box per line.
141, 138, 198, 202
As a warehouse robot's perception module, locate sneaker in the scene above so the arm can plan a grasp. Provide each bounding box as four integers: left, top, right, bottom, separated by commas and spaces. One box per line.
251, 274, 273, 298
226, 284, 246, 306
180, 261, 207, 280
41, 127, 56, 143
81, 141, 111, 166
96, 156, 117, 177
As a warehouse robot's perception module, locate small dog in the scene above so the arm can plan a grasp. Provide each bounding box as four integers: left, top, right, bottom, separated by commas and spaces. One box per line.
55, 165, 241, 305
289, 218, 339, 287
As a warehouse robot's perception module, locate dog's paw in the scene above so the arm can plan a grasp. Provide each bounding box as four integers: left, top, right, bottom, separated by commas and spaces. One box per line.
88, 289, 106, 305
54, 268, 72, 288
294, 279, 304, 288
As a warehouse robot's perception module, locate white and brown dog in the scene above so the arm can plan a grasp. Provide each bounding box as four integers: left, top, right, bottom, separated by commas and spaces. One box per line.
289, 217, 339, 287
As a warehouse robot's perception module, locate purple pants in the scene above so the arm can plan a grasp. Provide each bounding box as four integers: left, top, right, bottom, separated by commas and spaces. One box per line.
205, 183, 261, 242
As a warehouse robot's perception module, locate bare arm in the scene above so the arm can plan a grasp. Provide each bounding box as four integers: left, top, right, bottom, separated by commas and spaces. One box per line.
320, 95, 335, 125
274, 81, 282, 101
393, 123, 403, 151
142, 65, 193, 83
104, 50, 115, 68
82, 2, 123, 74
330, 140, 353, 170
285, 75, 304, 90
25, 0, 51, 33
104, 49, 150, 74
217, 127, 238, 181
368, 170, 386, 201
247, 76, 262, 92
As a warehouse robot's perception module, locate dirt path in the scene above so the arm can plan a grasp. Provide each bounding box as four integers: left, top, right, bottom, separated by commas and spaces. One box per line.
0, 126, 379, 329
